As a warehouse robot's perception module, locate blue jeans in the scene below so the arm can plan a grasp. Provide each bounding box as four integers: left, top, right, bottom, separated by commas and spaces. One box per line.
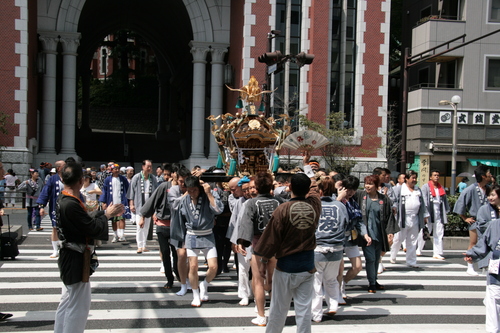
362, 240, 382, 286
27, 206, 41, 229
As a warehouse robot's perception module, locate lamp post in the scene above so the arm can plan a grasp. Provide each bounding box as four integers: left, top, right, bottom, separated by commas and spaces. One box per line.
439, 95, 461, 195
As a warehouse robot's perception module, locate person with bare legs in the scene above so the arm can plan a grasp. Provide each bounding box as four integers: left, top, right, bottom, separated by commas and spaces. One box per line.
99, 163, 130, 243
171, 176, 223, 307
237, 172, 282, 326
335, 175, 363, 301
37, 160, 66, 258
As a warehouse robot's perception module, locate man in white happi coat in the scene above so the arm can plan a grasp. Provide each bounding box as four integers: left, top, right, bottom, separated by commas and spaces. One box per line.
420, 169, 450, 260
390, 170, 429, 268
171, 175, 223, 307
127, 160, 158, 253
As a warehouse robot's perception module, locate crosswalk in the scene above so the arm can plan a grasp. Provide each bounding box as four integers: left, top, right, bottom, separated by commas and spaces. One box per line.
0, 216, 488, 332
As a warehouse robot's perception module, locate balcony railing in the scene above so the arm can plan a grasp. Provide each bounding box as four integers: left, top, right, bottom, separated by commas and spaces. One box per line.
416, 15, 460, 27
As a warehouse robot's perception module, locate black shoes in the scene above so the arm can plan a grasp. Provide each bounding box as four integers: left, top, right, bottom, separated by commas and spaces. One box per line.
0, 313, 13, 320
368, 283, 385, 293
164, 281, 174, 289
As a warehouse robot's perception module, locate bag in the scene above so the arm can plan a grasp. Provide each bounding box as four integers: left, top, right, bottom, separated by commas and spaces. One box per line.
422, 226, 431, 241
0, 215, 19, 260
85, 200, 99, 212
351, 229, 367, 247
489, 258, 500, 275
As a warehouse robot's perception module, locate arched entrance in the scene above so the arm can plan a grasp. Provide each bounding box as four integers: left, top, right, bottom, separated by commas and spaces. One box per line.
36, 0, 230, 167
75, 0, 194, 163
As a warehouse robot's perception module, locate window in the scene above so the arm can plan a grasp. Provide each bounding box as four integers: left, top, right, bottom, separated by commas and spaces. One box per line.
486, 58, 500, 90
437, 59, 459, 89
330, 0, 357, 128
100, 48, 108, 76
418, 67, 430, 88
491, 0, 500, 22
440, 0, 463, 20
420, 6, 431, 19
274, 0, 302, 118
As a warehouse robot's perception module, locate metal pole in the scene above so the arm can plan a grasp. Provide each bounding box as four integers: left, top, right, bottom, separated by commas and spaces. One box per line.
265, 33, 272, 118
401, 47, 409, 173
451, 103, 458, 195
284, 0, 291, 109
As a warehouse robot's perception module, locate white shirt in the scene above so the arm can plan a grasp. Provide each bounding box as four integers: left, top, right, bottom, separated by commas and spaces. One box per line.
401, 183, 421, 215
112, 177, 121, 204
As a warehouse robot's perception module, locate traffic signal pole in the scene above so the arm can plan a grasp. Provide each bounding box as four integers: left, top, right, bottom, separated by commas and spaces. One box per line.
259, 31, 314, 118
265, 31, 280, 118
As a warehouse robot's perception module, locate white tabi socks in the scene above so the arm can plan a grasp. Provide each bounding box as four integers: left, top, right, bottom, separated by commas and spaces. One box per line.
176, 284, 187, 296
50, 241, 59, 258
200, 280, 209, 301
467, 262, 479, 276
191, 289, 201, 307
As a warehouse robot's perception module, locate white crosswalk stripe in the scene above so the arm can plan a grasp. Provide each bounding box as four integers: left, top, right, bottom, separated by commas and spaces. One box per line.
0, 216, 488, 332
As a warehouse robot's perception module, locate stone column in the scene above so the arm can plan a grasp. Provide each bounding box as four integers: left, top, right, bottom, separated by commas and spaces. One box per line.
189, 41, 211, 160
59, 33, 81, 155
38, 32, 59, 154
208, 45, 228, 160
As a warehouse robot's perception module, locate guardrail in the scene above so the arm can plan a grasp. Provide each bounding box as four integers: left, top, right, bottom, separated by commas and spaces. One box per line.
0, 188, 27, 209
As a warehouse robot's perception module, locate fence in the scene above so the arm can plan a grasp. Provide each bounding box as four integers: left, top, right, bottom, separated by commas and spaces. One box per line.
0, 188, 27, 209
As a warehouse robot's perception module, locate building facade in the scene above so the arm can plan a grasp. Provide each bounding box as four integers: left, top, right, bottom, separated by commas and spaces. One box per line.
0, 0, 391, 179
403, 0, 500, 187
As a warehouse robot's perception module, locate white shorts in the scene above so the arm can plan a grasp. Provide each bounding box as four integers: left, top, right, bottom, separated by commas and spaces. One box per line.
186, 247, 218, 259
344, 245, 361, 258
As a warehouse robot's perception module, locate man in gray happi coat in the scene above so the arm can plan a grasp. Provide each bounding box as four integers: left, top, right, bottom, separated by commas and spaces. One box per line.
453, 164, 491, 275
171, 175, 223, 307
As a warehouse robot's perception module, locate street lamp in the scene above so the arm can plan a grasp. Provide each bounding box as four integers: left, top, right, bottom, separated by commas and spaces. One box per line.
439, 95, 461, 195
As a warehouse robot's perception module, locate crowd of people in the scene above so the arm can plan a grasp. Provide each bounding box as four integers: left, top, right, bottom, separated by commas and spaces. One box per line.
3, 156, 500, 332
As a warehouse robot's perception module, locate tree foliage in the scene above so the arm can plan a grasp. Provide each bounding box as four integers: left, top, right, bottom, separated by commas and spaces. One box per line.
78, 29, 159, 109
0, 112, 8, 135
85, 76, 159, 108
298, 112, 358, 174
0, 111, 8, 151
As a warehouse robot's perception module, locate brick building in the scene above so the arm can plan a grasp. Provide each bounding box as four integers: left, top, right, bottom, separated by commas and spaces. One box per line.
0, 0, 391, 178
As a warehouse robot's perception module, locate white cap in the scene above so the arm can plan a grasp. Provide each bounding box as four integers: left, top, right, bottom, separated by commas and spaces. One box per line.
120, 167, 126, 173
50, 168, 56, 173
126, 166, 134, 170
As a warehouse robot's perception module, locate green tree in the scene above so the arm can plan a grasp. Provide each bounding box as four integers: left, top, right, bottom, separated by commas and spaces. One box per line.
0, 111, 8, 151
0, 112, 8, 135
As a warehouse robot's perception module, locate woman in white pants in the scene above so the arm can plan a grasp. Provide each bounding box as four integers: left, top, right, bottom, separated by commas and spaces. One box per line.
465, 217, 500, 333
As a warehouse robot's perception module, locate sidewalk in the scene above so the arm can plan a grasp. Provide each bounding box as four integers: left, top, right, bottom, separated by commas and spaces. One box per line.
1, 208, 27, 241
1, 207, 473, 250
